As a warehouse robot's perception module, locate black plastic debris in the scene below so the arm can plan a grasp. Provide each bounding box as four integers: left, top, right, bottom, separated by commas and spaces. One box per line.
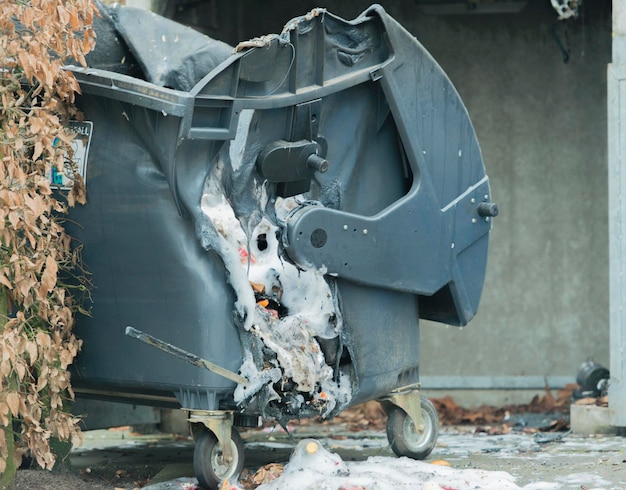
574, 359, 610, 399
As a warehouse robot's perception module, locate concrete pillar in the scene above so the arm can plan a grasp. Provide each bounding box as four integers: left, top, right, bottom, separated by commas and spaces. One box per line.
608, 0, 626, 428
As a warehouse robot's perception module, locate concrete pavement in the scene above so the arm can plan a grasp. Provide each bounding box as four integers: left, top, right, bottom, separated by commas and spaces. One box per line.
64, 416, 626, 489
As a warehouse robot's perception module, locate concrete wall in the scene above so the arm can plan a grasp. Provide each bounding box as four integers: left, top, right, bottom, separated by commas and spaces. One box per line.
406, 3, 612, 388
152, 1, 612, 398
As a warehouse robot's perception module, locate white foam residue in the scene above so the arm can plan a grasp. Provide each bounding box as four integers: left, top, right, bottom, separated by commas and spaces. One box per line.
235, 215, 339, 403
554, 473, 612, 487
436, 431, 538, 458
245, 216, 337, 339
200, 175, 256, 331
233, 350, 281, 404
520, 483, 561, 490
200, 125, 349, 417
254, 439, 535, 490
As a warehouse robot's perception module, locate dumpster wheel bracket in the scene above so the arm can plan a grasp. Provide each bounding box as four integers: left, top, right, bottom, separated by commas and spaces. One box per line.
380, 384, 440, 460
188, 410, 245, 489
188, 410, 235, 464
382, 383, 424, 432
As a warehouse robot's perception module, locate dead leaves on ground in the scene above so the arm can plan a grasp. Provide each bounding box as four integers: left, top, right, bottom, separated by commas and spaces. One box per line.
240, 463, 285, 488
286, 400, 387, 432
285, 383, 578, 438
275, 384, 577, 441
432, 383, 576, 431
330, 400, 387, 431
574, 395, 608, 407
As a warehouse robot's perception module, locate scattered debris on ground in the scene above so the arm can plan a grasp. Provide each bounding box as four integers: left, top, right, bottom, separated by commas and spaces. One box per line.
16, 386, 620, 489
279, 384, 578, 437
432, 383, 575, 429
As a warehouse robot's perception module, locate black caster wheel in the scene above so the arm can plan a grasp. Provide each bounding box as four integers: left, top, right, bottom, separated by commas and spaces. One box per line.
193, 427, 245, 489
386, 396, 439, 460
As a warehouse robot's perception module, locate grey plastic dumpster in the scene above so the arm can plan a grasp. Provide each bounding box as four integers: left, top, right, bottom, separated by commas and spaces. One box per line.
64, 4, 497, 489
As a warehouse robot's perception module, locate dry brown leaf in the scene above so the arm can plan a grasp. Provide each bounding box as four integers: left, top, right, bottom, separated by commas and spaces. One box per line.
18, 277, 37, 300
14, 361, 26, 382
17, 51, 34, 80
596, 396, 609, 407
250, 463, 284, 485
68, 174, 87, 206
8, 210, 20, 229
40, 254, 58, 294
30, 117, 44, 134
69, 8, 80, 31
574, 397, 597, 406
6, 393, 20, 417
56, 5, 70, 25
24, 340, 37, 366
0, 359, 11, 378
0, 273, 13, 289
32, 140, 44, 161
24, 194, 46, 218
82, 34, 92, 55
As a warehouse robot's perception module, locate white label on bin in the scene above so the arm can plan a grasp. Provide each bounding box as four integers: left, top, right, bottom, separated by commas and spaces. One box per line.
50, 121, 92, 190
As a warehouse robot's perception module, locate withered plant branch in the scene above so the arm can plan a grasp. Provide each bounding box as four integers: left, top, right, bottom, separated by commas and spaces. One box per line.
0, 0, 96, 478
